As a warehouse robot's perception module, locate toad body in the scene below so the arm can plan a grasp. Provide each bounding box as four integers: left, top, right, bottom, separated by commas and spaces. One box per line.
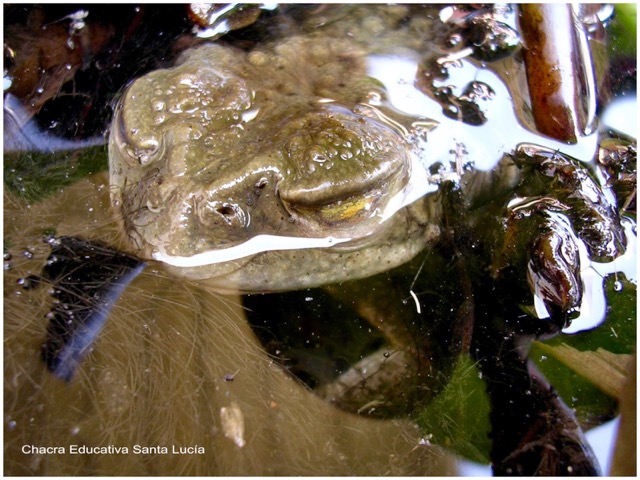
109, 37, 441, 292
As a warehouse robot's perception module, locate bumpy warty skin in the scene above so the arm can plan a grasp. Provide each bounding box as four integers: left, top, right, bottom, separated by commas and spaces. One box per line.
109, 37, 441, 292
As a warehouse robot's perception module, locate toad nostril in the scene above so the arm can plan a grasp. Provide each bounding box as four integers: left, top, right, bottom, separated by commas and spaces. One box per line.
207, 202, 248, 228
216, 205, 236, 217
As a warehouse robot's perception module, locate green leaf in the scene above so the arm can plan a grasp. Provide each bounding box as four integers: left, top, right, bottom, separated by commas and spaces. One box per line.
609, 4, 637, 57
535, 342, 631, 399
413, 354, 491, 464
531, 275, 636, 427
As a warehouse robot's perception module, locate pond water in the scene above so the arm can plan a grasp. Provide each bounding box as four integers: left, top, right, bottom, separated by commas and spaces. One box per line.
4, 4, 637, 476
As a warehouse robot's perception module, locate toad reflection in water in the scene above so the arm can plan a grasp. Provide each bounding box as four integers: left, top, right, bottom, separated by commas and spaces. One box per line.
4, 4, 636, 477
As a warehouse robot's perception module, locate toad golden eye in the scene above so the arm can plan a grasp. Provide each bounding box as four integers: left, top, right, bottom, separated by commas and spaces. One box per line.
286, 189, 384, 228
318, 195, 374, 223
277, 106, 410, 233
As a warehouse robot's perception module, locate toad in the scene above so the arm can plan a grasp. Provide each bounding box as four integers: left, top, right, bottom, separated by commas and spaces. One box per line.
109, 37, 441, 292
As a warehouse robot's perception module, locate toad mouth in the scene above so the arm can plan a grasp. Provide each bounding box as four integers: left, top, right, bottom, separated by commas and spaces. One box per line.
152, 234, 353, 267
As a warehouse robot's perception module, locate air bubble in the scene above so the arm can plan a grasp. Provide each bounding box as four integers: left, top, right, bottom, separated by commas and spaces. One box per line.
613, 280, 623, 292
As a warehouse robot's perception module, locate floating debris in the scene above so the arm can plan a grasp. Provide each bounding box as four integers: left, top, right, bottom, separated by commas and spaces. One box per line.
220, 402, 246, 448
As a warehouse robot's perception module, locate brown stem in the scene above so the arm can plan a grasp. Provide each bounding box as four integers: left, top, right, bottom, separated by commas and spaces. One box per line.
518, 4, 593, 144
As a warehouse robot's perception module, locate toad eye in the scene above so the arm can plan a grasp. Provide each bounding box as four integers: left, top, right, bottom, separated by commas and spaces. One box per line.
278, 107, 410, 234
285, 189, 389, 228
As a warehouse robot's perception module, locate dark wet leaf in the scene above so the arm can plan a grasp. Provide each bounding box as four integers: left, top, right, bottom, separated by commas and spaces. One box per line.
466, 18, 520, 62
512, 148, 627, 262
40, 236, 145, 381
